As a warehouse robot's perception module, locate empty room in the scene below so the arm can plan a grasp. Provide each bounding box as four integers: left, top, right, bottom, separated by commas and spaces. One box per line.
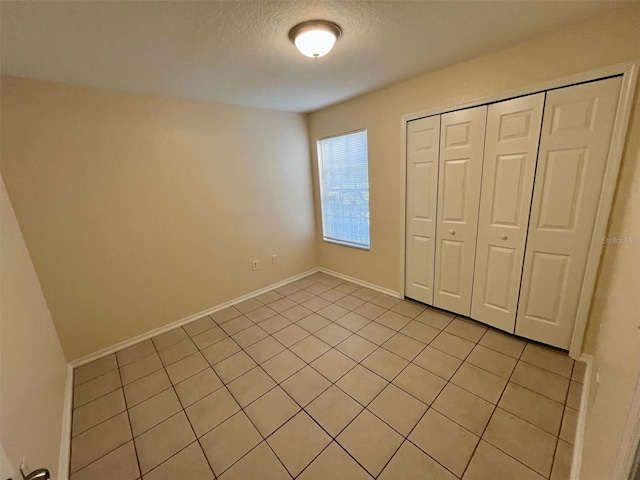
2, 1, 640, 479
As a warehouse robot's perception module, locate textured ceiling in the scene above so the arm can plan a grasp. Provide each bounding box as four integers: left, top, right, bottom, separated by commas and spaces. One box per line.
0, 1, 622, 113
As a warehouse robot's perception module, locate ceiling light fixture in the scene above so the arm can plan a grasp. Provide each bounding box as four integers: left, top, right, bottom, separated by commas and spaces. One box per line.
289, 20, 342, 59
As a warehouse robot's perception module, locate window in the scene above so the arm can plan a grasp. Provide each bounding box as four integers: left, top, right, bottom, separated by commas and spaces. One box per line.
317, 130, 370, 249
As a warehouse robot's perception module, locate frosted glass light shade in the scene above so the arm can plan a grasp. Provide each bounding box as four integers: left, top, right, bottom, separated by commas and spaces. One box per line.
295, 30, 337, 58
289, 20, 342, 59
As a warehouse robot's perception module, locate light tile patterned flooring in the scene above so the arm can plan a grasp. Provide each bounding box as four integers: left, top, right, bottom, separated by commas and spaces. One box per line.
70, 272, 584, 480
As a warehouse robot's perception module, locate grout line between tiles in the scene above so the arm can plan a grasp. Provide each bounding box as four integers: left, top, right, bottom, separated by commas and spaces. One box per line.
72, 365, 119, 388
394, 320, 486, 479
345, 334, 454, 477
117, 354, 143, 479
69, 281, 318, 477
457, 326, 522, 479
211, 315, 380, 477
549, 361, 580, 478
459, 330, 557, 480
145, 337, 218, 479
70, 389, 129, 438
278, 318, 434, 476
516, 356, 575, 380
70, 273, 577, 480
212, 309, 509, 476
69, 372, 131, 475
179, 330, 294, 478
206, 360, 295, 476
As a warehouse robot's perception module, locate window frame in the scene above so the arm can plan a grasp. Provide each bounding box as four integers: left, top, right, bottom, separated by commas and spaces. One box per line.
316, 128, 371, 251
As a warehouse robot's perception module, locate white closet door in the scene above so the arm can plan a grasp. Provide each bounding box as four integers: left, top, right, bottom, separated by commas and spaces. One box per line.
405, 115, 440, 304
516, 76, 622, 349
471, 93, 545, 332
433, 105, 487, 316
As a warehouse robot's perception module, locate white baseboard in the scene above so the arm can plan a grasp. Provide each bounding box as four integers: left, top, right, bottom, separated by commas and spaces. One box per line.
59, 267, 398, 477
58, 365, 73, 480
317, 268, 401, 299
69, 268, 320, 368
60, 265, 403, 476
69, 267, 401, 369
571, 353, 593, 480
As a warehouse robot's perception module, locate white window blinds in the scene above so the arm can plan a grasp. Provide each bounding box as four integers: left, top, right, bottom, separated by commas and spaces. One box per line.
317, 130, 370, 249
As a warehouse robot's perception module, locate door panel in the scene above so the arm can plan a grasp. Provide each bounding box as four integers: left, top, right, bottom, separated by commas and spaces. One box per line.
408, 236, 433, 291
523, 252, 569, 324
444, 121, 472, 148
491, 154, 526, 226
413, 163, 433, 219
433, 105, 487, 315
405, 115, 440, 304
441, 159, 469, 221
516, 76, 622, 348
471, 93, 545, 332
438, 240, 464, 295
483, 245, 516, 312
536, 148, 586, 230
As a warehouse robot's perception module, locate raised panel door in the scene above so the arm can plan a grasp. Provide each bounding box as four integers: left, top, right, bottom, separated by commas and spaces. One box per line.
516, 76, 622, 348
433, 105, 487, 315
405, 115, 440, 304
471, 93, 545, 332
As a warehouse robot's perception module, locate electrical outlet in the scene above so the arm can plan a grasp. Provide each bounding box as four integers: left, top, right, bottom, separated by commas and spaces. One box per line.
272, 255, 278, 264
252, 260, 259, 271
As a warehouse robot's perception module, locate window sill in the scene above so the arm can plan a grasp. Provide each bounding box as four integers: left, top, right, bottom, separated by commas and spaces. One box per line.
323, 238, 370, 251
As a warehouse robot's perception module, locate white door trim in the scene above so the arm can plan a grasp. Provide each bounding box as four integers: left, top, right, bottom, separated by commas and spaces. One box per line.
569, 63, 638, 357
59, 366, 73, 480
399, 61, 639, 359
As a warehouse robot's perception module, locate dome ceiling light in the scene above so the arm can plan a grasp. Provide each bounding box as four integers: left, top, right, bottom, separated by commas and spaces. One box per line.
288, 20, 342, 59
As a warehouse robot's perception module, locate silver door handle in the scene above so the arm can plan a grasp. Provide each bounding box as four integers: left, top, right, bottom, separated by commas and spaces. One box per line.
21, 467, 50, 480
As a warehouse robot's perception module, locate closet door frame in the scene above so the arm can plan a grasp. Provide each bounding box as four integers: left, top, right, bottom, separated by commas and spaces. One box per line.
399, 61, 638, 360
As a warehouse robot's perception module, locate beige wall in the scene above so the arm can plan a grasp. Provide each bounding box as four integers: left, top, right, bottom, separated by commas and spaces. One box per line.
1, 446, 18, 479
308, 4, 640, 479
1, 77, 316, 361
1, 177, 68, 479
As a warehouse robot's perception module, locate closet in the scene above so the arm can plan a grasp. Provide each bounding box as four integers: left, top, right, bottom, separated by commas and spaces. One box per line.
405, 76, 622, 350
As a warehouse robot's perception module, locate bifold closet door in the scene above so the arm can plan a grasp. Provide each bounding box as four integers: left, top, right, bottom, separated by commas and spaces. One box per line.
405, 115, 440, 304
470, 93, 545, 332
433, 105, 487, 316
516, 76, 622, 349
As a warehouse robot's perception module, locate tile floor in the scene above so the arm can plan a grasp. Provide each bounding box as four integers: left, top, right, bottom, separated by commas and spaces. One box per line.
69, 272, 584, 479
